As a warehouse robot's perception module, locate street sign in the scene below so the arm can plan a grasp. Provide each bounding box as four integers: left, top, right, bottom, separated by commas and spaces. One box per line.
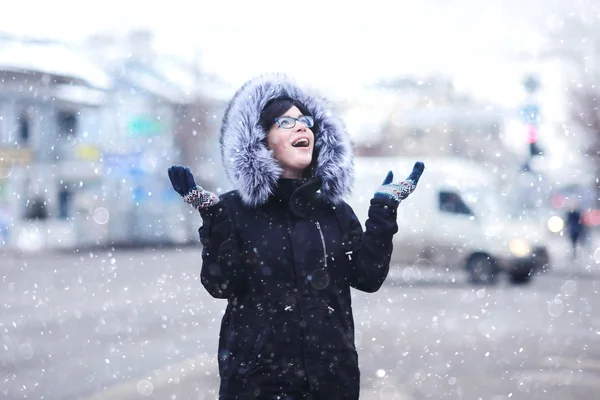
129, 116, 164, 137
520, 104, 540, 125
0, 147, 32, 165
523, 75, 540, 93
76, 145, 101, 161
0, 147, 31, 178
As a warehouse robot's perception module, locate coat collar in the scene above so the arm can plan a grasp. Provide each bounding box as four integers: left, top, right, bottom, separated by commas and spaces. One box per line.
261, 177, 324, 217
272, 178, 308, 202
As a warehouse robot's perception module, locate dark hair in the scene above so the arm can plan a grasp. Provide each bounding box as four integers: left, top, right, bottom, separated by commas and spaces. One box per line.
258, 96, 315, 134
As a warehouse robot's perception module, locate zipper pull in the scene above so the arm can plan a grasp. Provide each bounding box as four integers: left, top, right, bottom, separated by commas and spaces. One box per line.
315, 221, 328, 269
327, 306, 334, 314
345, 251, 353, 261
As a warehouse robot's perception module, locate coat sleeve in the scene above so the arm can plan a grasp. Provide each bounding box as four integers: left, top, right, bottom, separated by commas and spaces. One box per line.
198, 200, 245, 299
342, 198, 399, 293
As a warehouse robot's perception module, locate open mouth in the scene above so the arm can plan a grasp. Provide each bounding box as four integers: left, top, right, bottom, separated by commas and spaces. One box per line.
292, 138, 310, 148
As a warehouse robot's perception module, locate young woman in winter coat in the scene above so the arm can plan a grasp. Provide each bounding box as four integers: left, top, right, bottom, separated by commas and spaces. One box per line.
168, 74, 424, 400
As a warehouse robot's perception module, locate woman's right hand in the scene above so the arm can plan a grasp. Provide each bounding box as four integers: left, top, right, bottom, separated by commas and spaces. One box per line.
168, 165, 220, 209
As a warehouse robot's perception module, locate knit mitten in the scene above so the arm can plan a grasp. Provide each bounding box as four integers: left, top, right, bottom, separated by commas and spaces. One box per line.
182, 186, 220, 209
374, 161, 425, 203
168, 165, 220, 210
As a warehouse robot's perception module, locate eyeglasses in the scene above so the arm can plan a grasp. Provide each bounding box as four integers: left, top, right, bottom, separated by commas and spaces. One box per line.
274, 115, 314, 129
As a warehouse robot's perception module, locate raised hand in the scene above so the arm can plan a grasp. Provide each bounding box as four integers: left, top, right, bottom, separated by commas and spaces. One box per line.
374, 161, 425, 202
168, 165, 220, 209
168, 165, 197, 197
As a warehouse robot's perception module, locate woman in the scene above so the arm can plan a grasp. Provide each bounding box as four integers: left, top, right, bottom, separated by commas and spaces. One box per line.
168, 73, 424, 399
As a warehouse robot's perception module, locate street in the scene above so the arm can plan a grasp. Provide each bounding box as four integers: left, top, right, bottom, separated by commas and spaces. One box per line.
2, 243, 600, 400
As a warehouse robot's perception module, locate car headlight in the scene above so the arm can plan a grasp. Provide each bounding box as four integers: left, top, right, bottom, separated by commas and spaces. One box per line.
509, 239, 531, 258
547, 216, 564, 233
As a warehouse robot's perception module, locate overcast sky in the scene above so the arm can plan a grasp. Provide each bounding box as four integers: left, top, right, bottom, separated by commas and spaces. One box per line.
1, 0, 597, 99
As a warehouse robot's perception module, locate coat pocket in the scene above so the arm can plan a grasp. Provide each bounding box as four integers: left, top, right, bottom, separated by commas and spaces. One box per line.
330, 311, 355, 351
241, 324, 269, 376
316, 298, 356, 352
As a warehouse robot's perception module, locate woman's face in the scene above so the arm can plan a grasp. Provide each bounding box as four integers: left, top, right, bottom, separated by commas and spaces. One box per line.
266, 106, 315, 179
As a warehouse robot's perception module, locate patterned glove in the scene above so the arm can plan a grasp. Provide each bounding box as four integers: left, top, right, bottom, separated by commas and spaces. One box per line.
168, 165, 220, 210
182, 186, 220, 209
374, 161, 425, 202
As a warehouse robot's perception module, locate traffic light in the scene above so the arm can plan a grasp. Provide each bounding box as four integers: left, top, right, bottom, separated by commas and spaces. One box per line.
529, 141, 543, 156
526, 124, 543, 156
520, 75, 543, 163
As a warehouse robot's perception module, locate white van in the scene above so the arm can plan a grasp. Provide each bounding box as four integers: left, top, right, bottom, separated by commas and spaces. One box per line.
348, 156, 550, 284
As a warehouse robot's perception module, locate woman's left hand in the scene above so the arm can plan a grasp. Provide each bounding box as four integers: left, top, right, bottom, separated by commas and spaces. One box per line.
374, 161, 425, 202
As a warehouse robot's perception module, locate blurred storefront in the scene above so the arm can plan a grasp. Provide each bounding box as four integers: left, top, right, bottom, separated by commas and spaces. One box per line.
0, 35, 229, 253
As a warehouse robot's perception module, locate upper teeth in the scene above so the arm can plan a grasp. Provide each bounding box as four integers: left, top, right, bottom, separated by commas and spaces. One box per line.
293, 138, 309, 147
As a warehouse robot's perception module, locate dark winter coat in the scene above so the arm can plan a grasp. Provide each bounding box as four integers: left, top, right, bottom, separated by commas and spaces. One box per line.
198, 74, 399, 399
565, 209, 584, 239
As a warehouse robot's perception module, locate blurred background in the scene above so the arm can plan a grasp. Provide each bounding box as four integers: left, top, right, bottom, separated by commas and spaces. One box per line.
0, 0, 600, 251
2, 1, 600, 399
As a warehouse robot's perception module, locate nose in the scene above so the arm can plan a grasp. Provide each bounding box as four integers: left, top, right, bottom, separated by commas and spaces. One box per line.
293, 120, 307, 133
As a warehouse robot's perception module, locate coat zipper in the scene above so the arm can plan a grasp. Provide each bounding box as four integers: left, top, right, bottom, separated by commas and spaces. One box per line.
287, 214, 310, 387
316, 221, 334, 316
315, 221, 328, 269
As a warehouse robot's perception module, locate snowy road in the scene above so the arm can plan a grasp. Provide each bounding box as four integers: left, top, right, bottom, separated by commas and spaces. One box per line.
1, 245, 600, 400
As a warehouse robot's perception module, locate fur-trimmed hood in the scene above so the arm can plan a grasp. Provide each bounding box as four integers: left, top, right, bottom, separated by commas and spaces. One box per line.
219, 73, 354, 207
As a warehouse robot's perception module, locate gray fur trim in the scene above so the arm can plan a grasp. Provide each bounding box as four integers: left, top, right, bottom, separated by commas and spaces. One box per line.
220, 73, 354, 207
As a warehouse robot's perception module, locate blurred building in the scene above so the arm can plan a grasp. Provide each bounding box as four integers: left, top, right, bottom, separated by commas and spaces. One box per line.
0, 36, 111, 252
345, 76, 521, 169
0, 32, 233, 253
84, 30, 234, 247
